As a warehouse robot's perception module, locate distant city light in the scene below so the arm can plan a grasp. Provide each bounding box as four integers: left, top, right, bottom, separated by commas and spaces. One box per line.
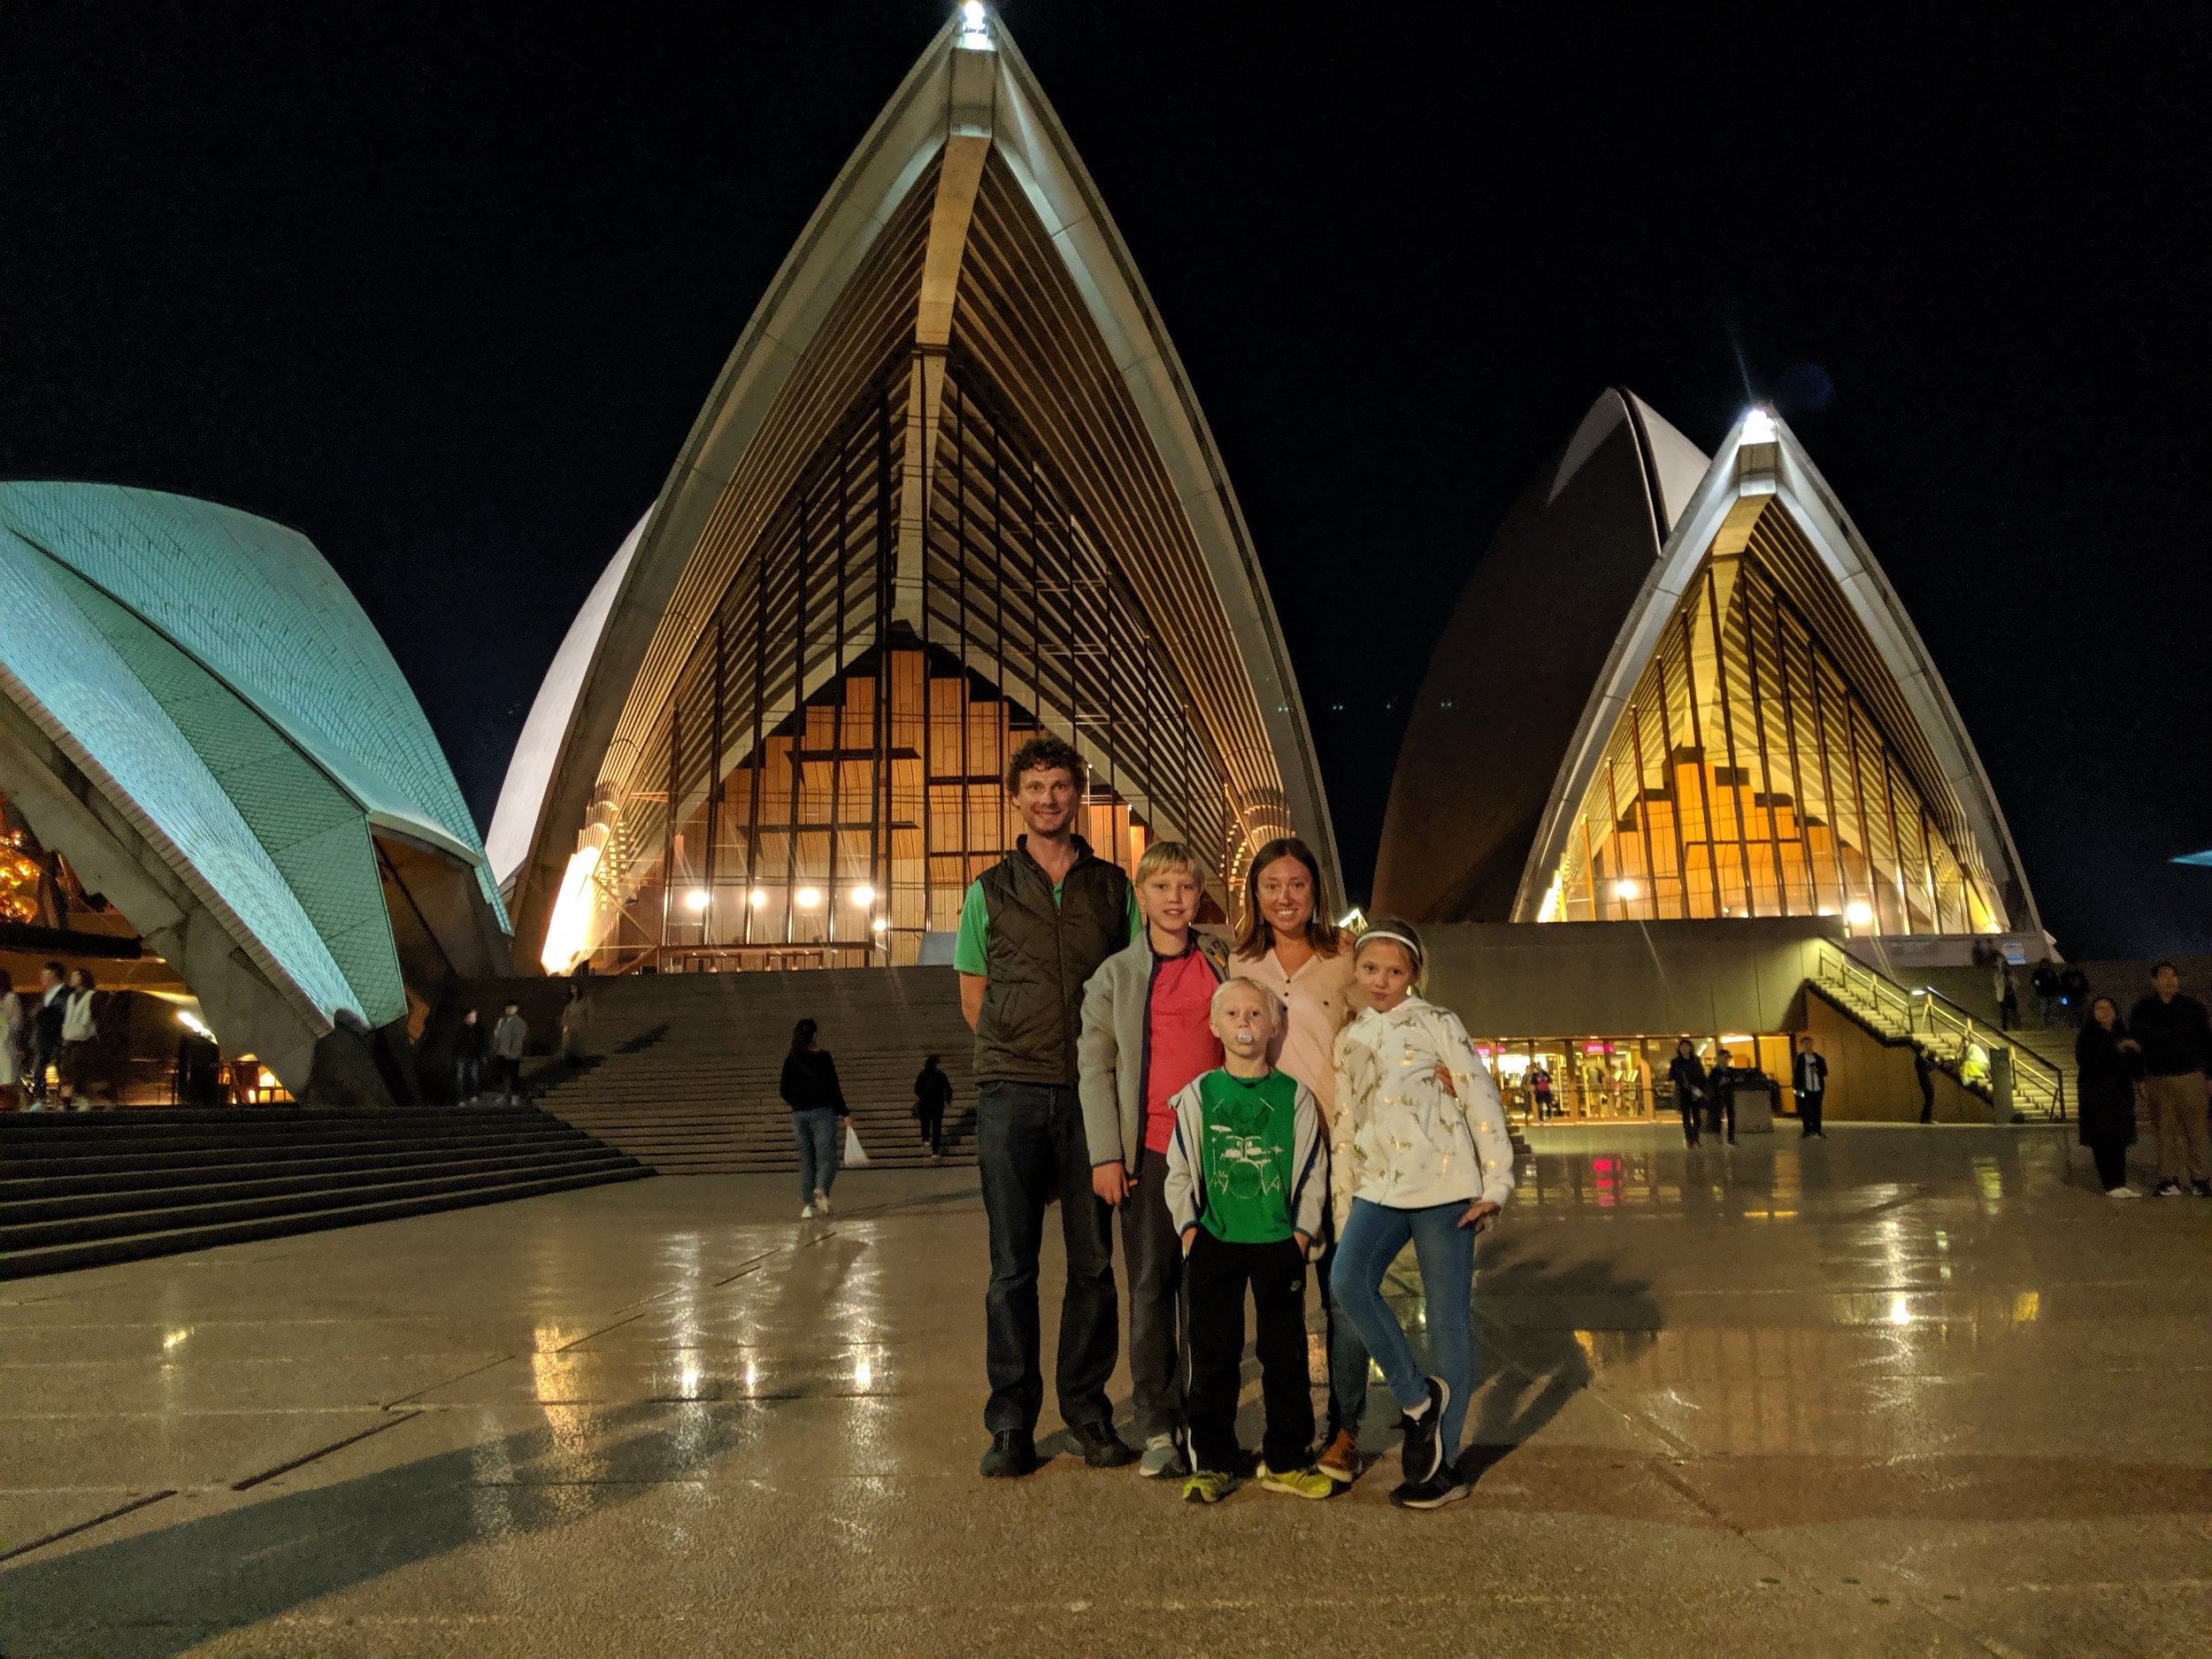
849, 884, 876, 907
795, 887, 823, 909
684, 888, 710, 912
1742, 407, 1778, 444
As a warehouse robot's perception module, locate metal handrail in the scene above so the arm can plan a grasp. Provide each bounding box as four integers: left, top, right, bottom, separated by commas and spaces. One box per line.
1809, 942, 2066, 1120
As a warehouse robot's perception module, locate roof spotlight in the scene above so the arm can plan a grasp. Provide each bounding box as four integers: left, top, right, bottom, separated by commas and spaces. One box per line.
1742, 407, 1778, 443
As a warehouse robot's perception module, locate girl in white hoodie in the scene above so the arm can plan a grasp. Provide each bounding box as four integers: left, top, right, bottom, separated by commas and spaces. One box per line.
1327, 918, 1515, 1509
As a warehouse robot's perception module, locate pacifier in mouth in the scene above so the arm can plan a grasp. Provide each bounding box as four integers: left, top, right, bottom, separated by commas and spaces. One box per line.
1233, 1030, 1257, 1046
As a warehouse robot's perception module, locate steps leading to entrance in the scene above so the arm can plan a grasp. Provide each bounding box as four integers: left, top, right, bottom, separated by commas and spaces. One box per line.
0, 1107, 651, 1278
461, 967, 978, 1175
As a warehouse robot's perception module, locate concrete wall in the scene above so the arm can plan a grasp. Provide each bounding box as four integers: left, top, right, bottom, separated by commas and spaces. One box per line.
1420, 918, 1845, 1039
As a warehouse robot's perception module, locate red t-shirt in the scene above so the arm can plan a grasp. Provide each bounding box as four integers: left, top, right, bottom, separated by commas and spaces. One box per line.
1145, 949, 1224, 1153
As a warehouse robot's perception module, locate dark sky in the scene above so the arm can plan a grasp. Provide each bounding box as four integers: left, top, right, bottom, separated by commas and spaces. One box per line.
6, 4, 2208, 956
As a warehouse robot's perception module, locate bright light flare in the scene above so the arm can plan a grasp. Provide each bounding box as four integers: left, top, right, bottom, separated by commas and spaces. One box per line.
849, 884, 876, 907
684, 888, 710, 913
795, 887, 823, 909
1742, 407, 1778, 443
1844, 900, 1875, 928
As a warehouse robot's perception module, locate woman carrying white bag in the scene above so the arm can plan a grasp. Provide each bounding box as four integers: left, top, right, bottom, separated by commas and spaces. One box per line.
780, 1018, 850, 1217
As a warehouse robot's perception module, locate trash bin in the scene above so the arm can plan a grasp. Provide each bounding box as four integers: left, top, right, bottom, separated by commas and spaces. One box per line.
1733, 1080, 1776, 1134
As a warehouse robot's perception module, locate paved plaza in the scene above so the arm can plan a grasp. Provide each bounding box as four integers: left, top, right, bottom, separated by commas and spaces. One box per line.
2, 1124, 2205, 1657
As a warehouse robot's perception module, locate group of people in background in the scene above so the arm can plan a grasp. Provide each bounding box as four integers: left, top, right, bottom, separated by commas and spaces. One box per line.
2074, 961, 2212, 1199
1978, 942, 2090, 1032
2, 960, 114, 1110
949, 734, 1514, 1513
449, 999, 533, 1106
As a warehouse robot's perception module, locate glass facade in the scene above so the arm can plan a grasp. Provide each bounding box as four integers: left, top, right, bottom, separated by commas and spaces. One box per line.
1539, 507, 2001, 934
579, 353, 1229, 971
1480, 1033, 1798, 1124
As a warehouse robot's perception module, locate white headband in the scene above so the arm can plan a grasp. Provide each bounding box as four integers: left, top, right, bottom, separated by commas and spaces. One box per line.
1356, 928, 1423, 965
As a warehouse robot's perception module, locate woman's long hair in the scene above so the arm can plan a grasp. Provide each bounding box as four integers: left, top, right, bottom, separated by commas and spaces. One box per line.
790, 1018, 818, 1056
1233, 837, 1342, 961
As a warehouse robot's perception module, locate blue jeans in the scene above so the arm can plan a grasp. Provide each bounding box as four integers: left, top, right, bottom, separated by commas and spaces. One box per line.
793, 1109, 841, 1203
1330, 1197, 1478, 1460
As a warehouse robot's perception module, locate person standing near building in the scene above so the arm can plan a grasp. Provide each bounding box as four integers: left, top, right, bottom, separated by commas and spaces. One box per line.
955, 733, 1140, 1479
490, 1002, 529, 1104
1529, 1063, 1555, 1122
912, 1055, 953, 1160
1706, 1047, 1743, 1145
1915, 1047, 1937, 1124
2124, 962, 2211, 1197
0, 968, 24, 1110
558, 980, 590, 1066
1078, 840, 1226, 1480
780, 1018, 848, 1217
2059, 964, 2089, 1028
453, 1008, 488, 1105
1792, 1034, 1829, 1139
58, 967, 101, 1110
1993, 957, 2020, 1031
27, 961, 65, 1108
2031, 960, 2061, 1028
1233, 835, 1371, 1487
2075, 996, 2143, 1198
1667, 1039, 1707, 1148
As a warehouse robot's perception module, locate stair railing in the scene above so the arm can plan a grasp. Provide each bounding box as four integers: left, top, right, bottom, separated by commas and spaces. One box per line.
1812, 942, 1915, 1034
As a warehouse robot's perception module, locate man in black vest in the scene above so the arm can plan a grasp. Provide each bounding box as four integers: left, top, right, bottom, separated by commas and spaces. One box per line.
1792, 1033, 1829, 1139
955, 734, 1140, 1477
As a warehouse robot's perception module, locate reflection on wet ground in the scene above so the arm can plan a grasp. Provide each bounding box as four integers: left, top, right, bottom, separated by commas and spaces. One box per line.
3, 1124, 2205, 1657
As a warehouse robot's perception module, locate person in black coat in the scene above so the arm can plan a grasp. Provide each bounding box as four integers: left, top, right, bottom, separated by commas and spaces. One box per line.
2075, 996, 2143, 1197
1666, 1039, 1707, 1148
780, 1018, 849, 1217
913, 1054, 953, 1159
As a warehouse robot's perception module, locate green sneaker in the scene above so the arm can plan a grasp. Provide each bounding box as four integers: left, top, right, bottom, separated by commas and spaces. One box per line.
1181, 1469, 1235, 1504
1256, 1462, 1336, 1501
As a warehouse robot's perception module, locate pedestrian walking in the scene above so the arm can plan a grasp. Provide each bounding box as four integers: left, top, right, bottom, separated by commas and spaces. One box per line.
1529, 1063, 1555, 1121
2031, 960, 2062, 1027
912, 1055, 952, 1159
2074, 997, 2142, 1197
1706, 1046, 1744, 1144
0, 969, 24, 1110
1667, 1038, 1707, 1148
490, 1002, 529, 1103
1993, 957, 2019, 1031
1915, 1047, 1936, 1123
1792, 1034, 1829, 1139
27, 961, 65, 1108
1232, 835, 1371, 1486
780, 1018, 848, 1217
58, 968, 101, 1110
2124, 962, 2211, 1197
954, 733, 1140, 1479
453, 1009, 487, 1104
558, 980, 590, 1066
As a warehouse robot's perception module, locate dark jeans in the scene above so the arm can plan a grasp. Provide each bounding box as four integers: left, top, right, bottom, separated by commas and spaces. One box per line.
1183, 1229, 1311, 1474
2090, 1141, 2130, 1190
977, 1080, 1118, 1436
1315, 1231, 1371, 1440
792, 1107, 841, 1202
1704, 1092, 1735, 1141
496, 1056, 524, 1099
1799, 1091, 1824, 1136
918, 1109, 943, 1156
1675, 1090, 1701, 1145
27, 1035, 54, 1101
454, 1056, 482, 1102
1120, 1150, 1183, 1440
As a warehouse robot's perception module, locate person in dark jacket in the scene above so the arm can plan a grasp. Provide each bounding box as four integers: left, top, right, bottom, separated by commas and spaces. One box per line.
1667, 1039, 1707, 1148
2124, 962, 2211, 1196
453, 1009, 488, 1104
1915, 1048, 1936, 1124
2031, 961, 2061, 1028
2058, 965, 2089, 1028
27, 960, 65, 1106
913, 1054, 953, 1159
1791, 1034, 1829, 1140
952, 733, 1140, 1480
1706, 1048, 1748, 1145
780, 1018, 849, 1217
2074, 996, 2142, 1197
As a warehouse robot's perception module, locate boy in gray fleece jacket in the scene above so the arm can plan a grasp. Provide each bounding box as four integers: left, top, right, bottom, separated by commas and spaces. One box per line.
1163, 977, 1330, 1503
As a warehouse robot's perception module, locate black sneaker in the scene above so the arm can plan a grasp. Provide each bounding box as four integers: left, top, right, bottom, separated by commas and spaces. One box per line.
1397, 1376, 1449, 1483
2193, 1180, 2212, 1198
979, 1429, 1038, 1479
1069, 1419, 1138, 1468
1390, 1459, 1473, 1510
2152, 1179, 2184, 1197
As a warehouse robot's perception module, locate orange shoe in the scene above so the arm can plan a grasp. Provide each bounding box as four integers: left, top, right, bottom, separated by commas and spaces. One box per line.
1317, 1429, 1360, 1486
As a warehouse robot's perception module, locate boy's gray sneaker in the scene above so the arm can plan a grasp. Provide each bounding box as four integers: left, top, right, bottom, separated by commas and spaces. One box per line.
1139, 1433, 1187, 1479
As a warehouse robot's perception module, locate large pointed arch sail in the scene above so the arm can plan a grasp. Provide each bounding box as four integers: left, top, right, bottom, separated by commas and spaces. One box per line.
500, 7, 1334, 972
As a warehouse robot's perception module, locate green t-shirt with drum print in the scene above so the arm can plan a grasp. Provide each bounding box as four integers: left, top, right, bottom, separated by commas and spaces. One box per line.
1191, 1069, 1298, 1244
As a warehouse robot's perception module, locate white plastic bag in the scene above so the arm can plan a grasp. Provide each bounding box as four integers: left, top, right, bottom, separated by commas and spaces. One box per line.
842, 1122, 871, 1168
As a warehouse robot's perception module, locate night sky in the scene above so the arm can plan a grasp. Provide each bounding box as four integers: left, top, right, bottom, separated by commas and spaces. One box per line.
6, 4, 2208, 957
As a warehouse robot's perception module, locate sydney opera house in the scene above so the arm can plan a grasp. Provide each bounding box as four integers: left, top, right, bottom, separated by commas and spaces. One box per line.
0, 7, 2054, 1125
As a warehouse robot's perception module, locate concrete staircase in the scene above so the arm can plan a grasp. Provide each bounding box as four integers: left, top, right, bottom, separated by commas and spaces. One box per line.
491, 968, 978, 1175
0, 1107, 651, 1278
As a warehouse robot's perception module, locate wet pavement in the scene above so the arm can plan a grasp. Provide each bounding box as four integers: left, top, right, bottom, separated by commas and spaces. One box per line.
3, 1123, 2205, 1657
